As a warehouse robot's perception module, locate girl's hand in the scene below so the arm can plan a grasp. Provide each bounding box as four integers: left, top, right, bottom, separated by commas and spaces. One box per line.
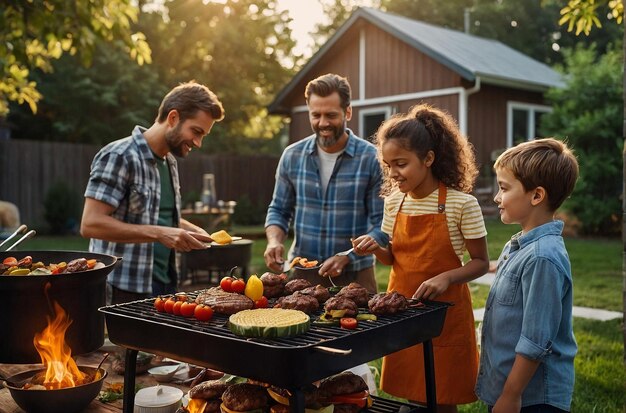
351, 235, 379, 256
413, 274, 451, 301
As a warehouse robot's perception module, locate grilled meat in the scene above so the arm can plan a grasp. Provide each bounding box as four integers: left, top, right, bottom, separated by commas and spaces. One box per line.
323, 296, 358, 318
66, 258, 89, 273
299, 284, 331, 303
336, 282, 369, 307
284, 278, 313, 295
260, 272, 287, 299
189, 380, 232, 400
221, 383, 269, 412
195, 287, 254, 314
368, 291, 408, 315
276, 291, 319, 313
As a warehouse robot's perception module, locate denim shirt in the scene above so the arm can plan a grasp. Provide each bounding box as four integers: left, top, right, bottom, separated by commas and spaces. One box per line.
475, 220, 577, 411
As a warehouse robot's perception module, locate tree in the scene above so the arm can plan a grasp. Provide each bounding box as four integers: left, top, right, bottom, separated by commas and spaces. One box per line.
540, 44, 623, 235
0, 0, 151, 116
558, 0, 625, 364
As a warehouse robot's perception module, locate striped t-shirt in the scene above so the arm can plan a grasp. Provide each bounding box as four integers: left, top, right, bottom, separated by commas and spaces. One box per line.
382, 187, 487, 262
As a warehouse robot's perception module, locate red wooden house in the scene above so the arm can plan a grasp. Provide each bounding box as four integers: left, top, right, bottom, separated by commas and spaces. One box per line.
268, 7, 563, 195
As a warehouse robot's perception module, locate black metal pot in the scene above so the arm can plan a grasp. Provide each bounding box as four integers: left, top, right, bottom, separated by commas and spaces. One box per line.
3, 366, 107, 413
0, 250, 119, 364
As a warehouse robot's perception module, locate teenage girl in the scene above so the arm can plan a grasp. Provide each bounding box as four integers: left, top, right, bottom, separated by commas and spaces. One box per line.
353, 104, 489, 413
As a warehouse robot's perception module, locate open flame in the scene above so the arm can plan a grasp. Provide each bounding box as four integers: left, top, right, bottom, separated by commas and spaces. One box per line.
186, 399, 208, 413
32, 289, 86, 390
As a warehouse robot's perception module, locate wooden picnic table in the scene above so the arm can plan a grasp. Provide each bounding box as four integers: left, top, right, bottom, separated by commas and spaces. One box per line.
0, 348, 193, 413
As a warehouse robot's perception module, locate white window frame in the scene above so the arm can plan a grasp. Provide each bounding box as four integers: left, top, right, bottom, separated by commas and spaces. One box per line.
359, 106, 393, 140
506, 101, 552, 148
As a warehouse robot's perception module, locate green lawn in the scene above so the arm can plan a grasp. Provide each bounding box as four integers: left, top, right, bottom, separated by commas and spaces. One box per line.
9, 217, 625, 412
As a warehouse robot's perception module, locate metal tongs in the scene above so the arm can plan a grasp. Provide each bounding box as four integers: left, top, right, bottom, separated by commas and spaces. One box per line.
0, 224, 36, 251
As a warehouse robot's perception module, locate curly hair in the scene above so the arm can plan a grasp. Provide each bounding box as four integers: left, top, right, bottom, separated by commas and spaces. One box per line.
374, 103, 479, 195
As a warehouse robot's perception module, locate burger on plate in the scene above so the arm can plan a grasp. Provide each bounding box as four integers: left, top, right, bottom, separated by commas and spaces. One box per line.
220, 383, 269, 413
318, 372, 373, 413
185, 380, 232, 413
267, 384, 333, 413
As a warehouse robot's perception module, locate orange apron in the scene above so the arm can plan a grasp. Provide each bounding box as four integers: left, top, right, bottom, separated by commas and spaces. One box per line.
380, 184, 478, 404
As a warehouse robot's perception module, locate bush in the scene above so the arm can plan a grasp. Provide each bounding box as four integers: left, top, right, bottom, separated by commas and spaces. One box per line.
232, 195, 267, 226
540, 43, 623, 235
43, 182, 82, 235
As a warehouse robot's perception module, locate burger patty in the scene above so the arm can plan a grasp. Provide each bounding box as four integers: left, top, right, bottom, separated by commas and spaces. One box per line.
284, 278, 312, 295
319, 371, 368, 397
260, 272, 287, 298
299, 284, 331, 304
222, 383, 268, 412
368, 291, 408, 315
335, 282, 369, 307
323, 296, 358, 318
276, 291, 319, 313
189, 380, 231, 400
195, 287, 254, 314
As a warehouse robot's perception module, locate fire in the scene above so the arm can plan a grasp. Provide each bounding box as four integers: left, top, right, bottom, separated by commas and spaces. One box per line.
32, 297, 86, 390
186, 399, 208, 413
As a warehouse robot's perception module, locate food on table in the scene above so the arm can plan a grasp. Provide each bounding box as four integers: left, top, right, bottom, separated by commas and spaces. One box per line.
220, 383, 269, 413
195, 287, 254, 315
284, 278, 313, 295
260, 272, 287, 299
228, 308, 310, 338
335, 282, 369, 308
210, 230, 233, 245
319, 371, 373, 413
244, 274, 264, 301
289, 256, 319, 269
275, 291, 319, 314
188, 380, 232, 413
299, 284, 331, 304
323, 296, 359, 318
368, 291, 408, 315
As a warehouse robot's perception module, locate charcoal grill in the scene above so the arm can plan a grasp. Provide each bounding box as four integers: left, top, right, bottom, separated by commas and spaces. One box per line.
100, 292, 450, 413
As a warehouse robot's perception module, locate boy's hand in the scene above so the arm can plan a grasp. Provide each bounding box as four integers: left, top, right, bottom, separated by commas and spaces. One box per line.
351, 235, 379, 256
492, 393, 521, 413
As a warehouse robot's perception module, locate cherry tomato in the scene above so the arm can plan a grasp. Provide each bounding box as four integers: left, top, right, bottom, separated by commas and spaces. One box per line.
173, 300, 183, 316
340, 317, 358, 330
175, 292, 188, 302
154, 297, 166, 313
164, 297, 176, 314
180, 301, 197, 317
220, 277, 233, 292
194, 304, 214, 322
231, 278, 246, 294
2, 257, 17, 267
254, 296, 269, 309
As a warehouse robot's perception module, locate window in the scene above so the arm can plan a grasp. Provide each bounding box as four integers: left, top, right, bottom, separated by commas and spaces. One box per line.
359, 107, 392, 142
507, 102, 551, 147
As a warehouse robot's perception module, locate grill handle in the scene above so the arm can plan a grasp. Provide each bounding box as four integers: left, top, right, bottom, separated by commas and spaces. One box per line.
313, 346, 352, 355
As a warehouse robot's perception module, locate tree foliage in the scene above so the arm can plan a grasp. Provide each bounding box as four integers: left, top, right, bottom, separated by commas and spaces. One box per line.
0, 0, 151, 116
540, 45, 623, 235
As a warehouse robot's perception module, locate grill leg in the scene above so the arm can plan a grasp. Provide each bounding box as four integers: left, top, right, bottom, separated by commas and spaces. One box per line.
422, 339, 437, 413
288, 388, 306, 413
123, 348, 138, 413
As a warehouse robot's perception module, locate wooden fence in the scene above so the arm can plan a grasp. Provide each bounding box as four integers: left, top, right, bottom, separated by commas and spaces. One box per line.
0, 139, 279, 230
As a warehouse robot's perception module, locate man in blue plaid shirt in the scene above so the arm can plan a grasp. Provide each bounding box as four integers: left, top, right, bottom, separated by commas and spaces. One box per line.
81, 82, 224, 304
264, 73, 388, 293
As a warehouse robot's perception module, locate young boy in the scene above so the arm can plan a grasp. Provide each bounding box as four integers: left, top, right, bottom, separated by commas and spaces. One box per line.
475, 138, 579, 413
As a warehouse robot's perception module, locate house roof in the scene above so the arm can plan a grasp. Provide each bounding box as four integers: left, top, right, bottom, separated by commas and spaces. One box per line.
269, 7, 563, 113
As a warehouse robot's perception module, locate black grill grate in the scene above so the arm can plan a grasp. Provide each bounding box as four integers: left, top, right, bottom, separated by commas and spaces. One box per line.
102, 291, 447, 349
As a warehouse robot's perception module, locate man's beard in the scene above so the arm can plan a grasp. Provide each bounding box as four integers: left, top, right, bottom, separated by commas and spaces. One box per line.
315, 122, 345, 149
165, 124, 188, 157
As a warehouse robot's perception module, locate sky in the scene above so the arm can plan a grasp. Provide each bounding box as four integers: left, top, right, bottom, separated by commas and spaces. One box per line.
275, 0, 326, 57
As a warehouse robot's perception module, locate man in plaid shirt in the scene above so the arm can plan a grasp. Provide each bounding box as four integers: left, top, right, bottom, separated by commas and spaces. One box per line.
81, 82, 224, 304
264, 73, 387, 293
